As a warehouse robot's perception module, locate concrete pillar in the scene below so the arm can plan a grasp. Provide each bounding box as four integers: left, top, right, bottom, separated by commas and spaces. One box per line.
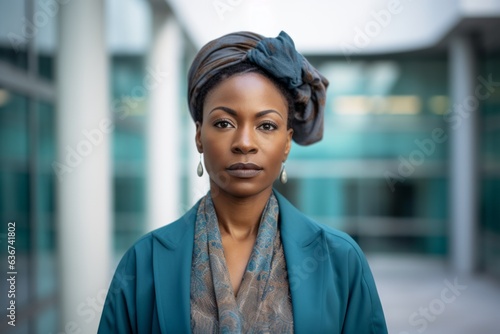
449, 34, 479, 275
146, 7, 182, 230
56, 1, 111, 332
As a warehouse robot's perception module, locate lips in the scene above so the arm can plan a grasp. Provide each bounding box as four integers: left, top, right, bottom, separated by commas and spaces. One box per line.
226, 162, 263, 178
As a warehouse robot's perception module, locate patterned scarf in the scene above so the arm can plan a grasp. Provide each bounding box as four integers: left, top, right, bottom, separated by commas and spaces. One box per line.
190, 192, 294, 333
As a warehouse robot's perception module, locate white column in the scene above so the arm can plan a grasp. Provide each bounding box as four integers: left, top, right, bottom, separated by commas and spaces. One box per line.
146, 8, 182, 230
56, 1, 111, 332
449, 34, 478, 275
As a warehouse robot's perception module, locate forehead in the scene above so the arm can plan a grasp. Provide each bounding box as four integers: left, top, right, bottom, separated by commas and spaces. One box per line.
203, 72, 288, 116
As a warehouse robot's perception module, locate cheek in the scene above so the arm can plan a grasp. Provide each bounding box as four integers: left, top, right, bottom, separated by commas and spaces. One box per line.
270, 137, 289, 159
200, 133, 224, 167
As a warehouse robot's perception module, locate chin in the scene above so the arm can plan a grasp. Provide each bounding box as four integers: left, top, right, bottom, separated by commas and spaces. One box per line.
210, 179, 274, 200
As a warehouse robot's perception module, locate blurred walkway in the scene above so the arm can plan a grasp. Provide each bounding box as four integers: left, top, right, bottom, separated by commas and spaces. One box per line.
369, 255, 500, 334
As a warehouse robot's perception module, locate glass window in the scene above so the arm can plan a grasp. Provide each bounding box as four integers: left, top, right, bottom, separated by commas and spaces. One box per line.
35, 0, 57, 81
283, 57, 450, 255
0, 92, 30, 258
111, 55, 147, 255
481, 53, 500, 278
0, 94, 58, 330
0, 92, 30, 316
36, 306, 58, 333
36, 101, 57, 299
1, 1, 59, 330
0, 1, 28, 69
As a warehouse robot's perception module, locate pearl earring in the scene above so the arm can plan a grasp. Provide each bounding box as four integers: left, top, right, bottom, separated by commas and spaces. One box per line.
280, 163, 288, 184
197, 154, 204, 177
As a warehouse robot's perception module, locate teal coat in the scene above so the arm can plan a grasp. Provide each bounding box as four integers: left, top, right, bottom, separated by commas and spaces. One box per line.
98, 191, 387, 333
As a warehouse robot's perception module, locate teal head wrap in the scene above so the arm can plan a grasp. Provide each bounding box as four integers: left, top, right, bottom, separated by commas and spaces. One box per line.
188, 31, 329, 145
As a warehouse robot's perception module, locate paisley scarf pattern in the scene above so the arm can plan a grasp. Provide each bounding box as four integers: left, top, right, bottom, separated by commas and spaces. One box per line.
190, 192, 294, 333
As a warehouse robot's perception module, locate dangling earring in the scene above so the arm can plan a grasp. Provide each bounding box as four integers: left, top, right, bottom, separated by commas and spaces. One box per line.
197, 154, 204, 177
280, 162, 288, 184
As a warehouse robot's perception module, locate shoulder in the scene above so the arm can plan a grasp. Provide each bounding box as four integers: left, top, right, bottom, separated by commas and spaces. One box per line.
274, 189, 370, 271
275, 189, 361, 250
304, 217, 371, 276
313, 219, 367, 263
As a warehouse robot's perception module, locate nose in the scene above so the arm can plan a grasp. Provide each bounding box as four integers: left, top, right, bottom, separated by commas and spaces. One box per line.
231, 125, 258, 154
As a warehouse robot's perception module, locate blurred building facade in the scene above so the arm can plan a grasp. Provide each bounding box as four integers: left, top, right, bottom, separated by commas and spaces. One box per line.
0, 0, 499, 332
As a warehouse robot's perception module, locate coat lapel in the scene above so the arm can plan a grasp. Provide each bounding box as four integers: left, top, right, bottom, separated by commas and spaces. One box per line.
152, 203, 198, 333
275, 191, 328, 333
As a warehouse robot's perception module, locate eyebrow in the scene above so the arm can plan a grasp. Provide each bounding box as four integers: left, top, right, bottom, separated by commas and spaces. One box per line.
208, 106, 284, 120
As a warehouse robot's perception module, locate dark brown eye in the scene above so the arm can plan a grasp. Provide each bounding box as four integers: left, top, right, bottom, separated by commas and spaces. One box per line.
214, 120, 233, 128
258, 122, 278, 131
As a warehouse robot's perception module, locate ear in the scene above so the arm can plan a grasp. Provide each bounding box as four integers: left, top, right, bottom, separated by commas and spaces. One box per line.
195, 121, 203, 153
283, 128, 293, 161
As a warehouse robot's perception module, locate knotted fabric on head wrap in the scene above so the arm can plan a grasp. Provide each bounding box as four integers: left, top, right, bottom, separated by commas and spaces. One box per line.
187, 30, 329, 145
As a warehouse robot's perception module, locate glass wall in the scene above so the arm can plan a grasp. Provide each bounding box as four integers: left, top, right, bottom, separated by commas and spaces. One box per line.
0, 0, 58, 332
0, 94, 58, 333
110, 55, 148, 255
481, 54, 500, 278
277, 56, 449, 255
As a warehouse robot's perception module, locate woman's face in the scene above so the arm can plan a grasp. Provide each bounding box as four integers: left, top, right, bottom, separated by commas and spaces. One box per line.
196, 72, 293, 199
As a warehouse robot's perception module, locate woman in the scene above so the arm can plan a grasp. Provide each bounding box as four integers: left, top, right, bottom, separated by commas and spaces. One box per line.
98, 31, 388, 333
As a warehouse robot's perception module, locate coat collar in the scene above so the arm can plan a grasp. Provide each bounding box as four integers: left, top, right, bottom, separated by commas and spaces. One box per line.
151, 190, 327, 333
275, 191, 328, 333
151, 203, 197, 333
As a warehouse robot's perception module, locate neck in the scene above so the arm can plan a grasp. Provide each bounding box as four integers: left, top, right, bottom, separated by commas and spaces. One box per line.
210, 186, 273, 242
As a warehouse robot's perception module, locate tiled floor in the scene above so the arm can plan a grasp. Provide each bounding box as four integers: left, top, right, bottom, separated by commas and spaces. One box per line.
368, 255, 500, 334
